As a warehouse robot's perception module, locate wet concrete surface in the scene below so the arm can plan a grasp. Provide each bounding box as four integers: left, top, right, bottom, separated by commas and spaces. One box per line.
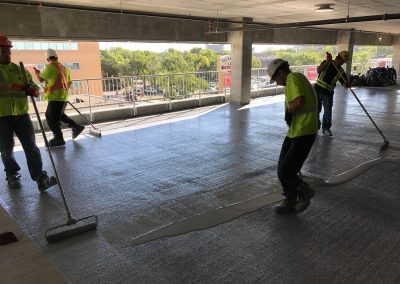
1, 85, 400, 283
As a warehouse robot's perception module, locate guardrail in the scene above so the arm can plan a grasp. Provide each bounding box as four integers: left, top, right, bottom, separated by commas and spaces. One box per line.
28, 65, 318, 120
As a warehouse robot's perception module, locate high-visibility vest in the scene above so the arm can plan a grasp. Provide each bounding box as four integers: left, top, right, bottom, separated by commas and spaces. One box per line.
42, 62, 70, 101
315, 62, 343, 91
0, 63, 31, 117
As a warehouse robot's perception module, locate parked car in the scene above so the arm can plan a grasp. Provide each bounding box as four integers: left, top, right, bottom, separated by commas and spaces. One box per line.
144, 87, 158, 95
209, 87, 218, 94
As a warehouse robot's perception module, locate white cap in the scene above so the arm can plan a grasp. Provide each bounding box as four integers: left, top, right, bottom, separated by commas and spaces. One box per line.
46, 48, 58, 59
267, 59, 288, 83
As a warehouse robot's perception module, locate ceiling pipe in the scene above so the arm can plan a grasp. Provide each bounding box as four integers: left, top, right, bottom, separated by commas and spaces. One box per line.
216, 13, 400, 33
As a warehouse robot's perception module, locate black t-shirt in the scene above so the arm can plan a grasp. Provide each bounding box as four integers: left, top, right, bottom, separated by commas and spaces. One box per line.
314, 60, 345, 95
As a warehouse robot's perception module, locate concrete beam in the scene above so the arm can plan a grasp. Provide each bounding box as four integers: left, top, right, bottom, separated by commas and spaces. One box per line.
252, 28, 337, 45
0, 2, 396, 47
0, 3, 226, 43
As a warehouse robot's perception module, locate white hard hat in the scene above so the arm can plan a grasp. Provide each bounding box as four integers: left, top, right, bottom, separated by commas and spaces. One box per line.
46, 48, 58, 59
267, 59, 288, 83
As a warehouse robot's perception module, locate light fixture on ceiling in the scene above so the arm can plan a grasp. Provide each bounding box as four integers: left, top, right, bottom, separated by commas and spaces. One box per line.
315, 4, 335, 13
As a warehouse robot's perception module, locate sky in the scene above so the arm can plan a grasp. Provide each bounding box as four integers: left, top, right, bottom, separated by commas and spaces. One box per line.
99, 42, 294, 53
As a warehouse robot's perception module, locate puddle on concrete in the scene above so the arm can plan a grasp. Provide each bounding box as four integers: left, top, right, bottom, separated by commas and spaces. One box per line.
125, 155, 400, 246
128, 191, 282, 245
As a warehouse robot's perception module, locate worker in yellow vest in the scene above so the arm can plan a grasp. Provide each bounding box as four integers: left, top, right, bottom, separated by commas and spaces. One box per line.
34, 49, 84, 147
314, 51, 349, 136
0, 35, 57, 191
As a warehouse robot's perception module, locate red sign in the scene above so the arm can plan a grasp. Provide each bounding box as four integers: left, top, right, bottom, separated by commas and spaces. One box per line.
224, 72, 231, 87
304, 66, 318, 80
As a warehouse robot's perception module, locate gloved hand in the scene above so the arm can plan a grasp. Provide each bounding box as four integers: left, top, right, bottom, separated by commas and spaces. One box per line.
326, 52, 332, 62
25, 86, 40, 97
343, 82, 351, 89
285, 109, 292, 126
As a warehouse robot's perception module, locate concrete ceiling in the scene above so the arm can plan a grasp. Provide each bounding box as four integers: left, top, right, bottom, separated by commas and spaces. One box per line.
27, 0, 400, 34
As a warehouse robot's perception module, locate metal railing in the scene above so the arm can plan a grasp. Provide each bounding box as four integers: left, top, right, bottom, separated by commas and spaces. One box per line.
28, 65, 320, 118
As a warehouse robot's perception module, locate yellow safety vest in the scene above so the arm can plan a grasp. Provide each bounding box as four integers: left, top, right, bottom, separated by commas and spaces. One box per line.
41, 62, 70, 101
0, 63, 32, 117
315, 62, 343, 91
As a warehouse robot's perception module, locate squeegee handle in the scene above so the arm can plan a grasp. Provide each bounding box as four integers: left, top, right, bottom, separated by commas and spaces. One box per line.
331, 62, 388, 142
19, 62, 74, 221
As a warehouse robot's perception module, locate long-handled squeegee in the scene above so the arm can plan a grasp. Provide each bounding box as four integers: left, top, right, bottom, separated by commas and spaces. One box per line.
330, 56, 390, 151
20, 62, 98, 243
68, 101, 102, 137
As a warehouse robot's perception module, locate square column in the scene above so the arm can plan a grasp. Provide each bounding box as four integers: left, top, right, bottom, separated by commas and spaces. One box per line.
228, 19, 253, 105
337, 30, 355, 77
393, 35, 400, 77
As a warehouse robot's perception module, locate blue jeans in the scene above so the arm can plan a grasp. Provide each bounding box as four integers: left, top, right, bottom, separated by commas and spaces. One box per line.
46, 101, 80, 139
0, 114, 47, 180
317, 92, 334, 131
277, 134, 316, 199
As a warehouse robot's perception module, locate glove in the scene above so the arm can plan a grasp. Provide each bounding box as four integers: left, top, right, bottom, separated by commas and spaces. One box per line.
285, 109, 292, 126
326, 52, 332, 62
26, 86, 40, 97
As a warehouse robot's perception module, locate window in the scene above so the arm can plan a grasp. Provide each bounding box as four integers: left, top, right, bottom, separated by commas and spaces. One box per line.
14, 42, 24, 50
41, 42, 49, 50
24, 42, 33, 50
63, 62, 80, 70
10, 41, 79, 51
33, 42, 41, 50
48, 43, 57, 50
63, 43, 71, 50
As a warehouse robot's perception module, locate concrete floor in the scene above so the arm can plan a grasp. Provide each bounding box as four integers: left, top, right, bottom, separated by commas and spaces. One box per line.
1, 85, 400, 283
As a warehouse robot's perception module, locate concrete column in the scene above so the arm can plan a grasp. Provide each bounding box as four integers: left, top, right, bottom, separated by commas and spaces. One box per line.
337, 30, 355, 77
228, 18, 253, 105
393, 35, 400, 78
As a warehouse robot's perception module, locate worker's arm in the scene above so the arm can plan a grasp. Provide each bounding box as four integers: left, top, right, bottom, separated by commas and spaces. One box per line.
317, 61, 330, 73
317, 52, 333, 73
33, 67, 45, 83
287, 96, 305, 113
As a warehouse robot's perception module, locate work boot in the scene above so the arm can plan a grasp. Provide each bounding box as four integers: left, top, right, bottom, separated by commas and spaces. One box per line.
7, 174, 21, 189
72, 125, 85, 139
47, 138, 66, 148
37, 175, 57, 193
273, 196, 297, 214
295, 181, 315, 213
322, 129, 332, 136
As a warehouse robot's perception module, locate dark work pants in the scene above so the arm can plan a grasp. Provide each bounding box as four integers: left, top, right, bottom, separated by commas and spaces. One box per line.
277, 134, 316, 199
0, 114, 46, 180
317, 92, 334, 131
45, 101, 79, 139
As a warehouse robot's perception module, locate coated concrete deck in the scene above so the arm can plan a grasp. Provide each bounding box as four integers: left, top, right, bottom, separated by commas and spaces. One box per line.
1, 85, 400, 283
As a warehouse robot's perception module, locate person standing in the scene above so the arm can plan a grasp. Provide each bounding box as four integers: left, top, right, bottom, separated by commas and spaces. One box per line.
314, 51, 349, 136
0, 35, 57, 191
267, 59, 318, 214
34, 48, 84, 147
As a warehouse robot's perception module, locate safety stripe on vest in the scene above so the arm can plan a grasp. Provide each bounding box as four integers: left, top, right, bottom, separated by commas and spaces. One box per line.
44, 63, 69, 93
315, 62, 343, 91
